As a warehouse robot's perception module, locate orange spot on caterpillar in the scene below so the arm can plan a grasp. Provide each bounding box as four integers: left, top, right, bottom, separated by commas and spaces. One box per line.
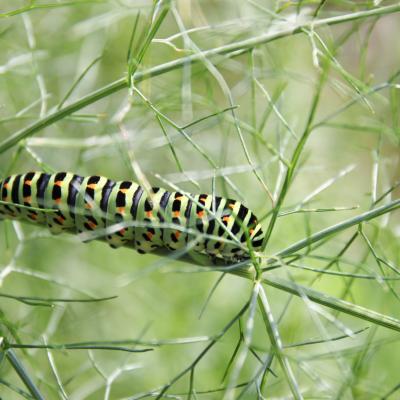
249, 228, 255, 235
24, 196, 32, 204
54, 181, 63, 187
175, 195, 183, 200
120, 188, 128, 194
174, 230, 181, 239
197, 211, 205, 218
146, 231, 153, 240
86, 183, 97, 189
3, 183, 9, 189
29, 214, 37, 220
25, 180, 32, 186
54, 198, 62, 204
173, 211, 180, 218
85, 202, 93, 209
145, 211, 152, 218
87, 221, 97, 229
117, 207, 125, 214
222, 216, 230, 222
228, 203, 235, 209
119, 228, 126, 235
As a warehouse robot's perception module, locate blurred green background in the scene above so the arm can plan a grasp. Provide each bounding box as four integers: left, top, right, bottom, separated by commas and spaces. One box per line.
1, 1, 400, 399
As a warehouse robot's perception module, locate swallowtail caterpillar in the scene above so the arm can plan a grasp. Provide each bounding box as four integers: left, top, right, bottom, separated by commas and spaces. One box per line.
0, 172, 264, 263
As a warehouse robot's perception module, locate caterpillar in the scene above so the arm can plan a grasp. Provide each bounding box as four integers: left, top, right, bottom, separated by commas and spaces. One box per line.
0, 172, 264, 263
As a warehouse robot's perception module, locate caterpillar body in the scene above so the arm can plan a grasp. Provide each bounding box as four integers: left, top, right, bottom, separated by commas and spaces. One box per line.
0, 172, 264, 263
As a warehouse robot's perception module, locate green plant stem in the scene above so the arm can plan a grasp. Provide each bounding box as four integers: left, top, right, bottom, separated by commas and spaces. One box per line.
257, 283, 303, 399
230, 269, 400, 333
0, 1, 103, 17
1, 3, 399, 153
262, 276, 400, 332
276, 198, 400, 258
0, 378, 34, 400
5, 348, 45, 400
261, 66, 328, 250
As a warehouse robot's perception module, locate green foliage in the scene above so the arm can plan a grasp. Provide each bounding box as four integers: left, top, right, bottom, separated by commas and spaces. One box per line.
1, 1, 400, 399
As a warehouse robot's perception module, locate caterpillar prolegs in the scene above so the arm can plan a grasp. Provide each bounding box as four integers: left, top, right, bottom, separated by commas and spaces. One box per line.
0, 172, 264, 263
